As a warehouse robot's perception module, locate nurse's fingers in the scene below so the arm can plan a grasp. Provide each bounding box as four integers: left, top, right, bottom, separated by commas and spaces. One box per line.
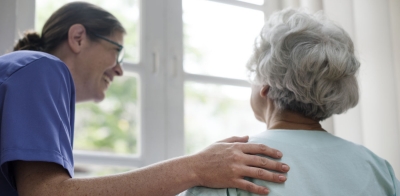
232, 178, 270, 195
243, 153, 290, 173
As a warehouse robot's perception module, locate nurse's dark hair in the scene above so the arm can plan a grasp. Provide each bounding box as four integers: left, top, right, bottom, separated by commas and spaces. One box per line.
13, 2, 125, 52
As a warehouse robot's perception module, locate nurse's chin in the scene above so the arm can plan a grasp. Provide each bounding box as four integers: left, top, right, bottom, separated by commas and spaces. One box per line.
91, 91, 106, 103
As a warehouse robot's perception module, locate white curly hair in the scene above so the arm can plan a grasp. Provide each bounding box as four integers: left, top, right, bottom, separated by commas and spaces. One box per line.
247, 9, 360, 121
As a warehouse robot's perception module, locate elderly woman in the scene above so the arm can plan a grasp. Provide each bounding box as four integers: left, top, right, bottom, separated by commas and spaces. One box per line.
181, 9, 400, 196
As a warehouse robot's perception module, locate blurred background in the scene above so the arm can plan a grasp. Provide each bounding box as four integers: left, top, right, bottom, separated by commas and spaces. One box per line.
0, 0, 399, 178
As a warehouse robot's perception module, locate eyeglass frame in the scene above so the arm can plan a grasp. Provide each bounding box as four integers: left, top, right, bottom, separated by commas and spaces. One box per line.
92, 33, 124, 65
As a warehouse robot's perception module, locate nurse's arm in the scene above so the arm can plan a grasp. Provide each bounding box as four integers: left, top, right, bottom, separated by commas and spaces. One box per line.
14, 136, 289, 196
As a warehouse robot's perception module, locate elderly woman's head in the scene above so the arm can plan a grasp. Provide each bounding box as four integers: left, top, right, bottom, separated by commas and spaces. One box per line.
247, 9, 360, 121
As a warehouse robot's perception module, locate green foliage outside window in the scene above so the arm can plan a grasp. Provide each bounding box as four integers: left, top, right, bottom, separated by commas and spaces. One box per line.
74, 76, 139, 154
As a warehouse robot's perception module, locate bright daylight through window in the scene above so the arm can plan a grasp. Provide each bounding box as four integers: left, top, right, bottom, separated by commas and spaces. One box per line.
183, 0, 265, 154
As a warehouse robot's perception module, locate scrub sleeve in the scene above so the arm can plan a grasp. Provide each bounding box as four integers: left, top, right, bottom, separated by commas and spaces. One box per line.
0, 51, 75, 193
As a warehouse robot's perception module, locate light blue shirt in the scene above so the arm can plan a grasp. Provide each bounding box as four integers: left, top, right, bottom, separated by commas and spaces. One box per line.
181, 130, 400, 196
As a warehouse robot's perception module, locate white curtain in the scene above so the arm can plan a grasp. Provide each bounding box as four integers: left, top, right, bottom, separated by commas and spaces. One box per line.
264, 0, 400, 176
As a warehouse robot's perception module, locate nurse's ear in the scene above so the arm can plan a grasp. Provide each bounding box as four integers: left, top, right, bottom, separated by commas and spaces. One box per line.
67, 24, 87, 54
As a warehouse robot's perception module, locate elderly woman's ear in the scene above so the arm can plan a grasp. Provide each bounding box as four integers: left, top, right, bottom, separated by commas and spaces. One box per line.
259, 85, 270, 98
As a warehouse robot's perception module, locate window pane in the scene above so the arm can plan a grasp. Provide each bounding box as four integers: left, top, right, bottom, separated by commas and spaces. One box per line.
74, 75, 140, 154
35, 0, 139, 63
184, 82, 265, 154
183, 0, 264, 80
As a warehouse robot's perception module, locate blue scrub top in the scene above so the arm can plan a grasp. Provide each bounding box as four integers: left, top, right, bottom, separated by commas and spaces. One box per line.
0, 51, 75, 195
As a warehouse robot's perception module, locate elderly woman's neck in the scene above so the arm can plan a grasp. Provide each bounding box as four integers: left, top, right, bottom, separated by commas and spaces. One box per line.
263, 107, 325, 131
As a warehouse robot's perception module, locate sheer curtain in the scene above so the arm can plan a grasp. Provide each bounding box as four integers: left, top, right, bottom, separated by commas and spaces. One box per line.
264, 0, 400, 176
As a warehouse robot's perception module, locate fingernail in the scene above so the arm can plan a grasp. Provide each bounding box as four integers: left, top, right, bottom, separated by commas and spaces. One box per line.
276, 151, 282, 157
279, 175, 286, 181
262, 188, 269, 195
282, 164, 290, 171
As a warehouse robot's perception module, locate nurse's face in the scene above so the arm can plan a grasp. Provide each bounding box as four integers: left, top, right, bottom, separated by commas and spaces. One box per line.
76, 31, 124, 102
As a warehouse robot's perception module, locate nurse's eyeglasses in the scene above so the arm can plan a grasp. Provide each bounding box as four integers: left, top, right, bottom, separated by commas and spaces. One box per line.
93, 33, 124, 65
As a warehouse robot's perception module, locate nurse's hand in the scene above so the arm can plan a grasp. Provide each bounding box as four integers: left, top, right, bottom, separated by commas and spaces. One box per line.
190, 136, 289, 195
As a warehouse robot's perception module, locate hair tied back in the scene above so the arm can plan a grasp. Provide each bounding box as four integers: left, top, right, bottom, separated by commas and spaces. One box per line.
13, 31, 45, 52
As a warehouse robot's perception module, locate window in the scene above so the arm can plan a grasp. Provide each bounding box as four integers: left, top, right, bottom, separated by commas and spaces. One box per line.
183, 0, 264, 80
183, 0, 266, 154
33, 0, 269, 176
185, 82, 265, 154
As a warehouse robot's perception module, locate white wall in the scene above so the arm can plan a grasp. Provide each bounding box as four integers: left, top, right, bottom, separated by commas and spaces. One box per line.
0, 0, 35, 54
0, 0, 17, 54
